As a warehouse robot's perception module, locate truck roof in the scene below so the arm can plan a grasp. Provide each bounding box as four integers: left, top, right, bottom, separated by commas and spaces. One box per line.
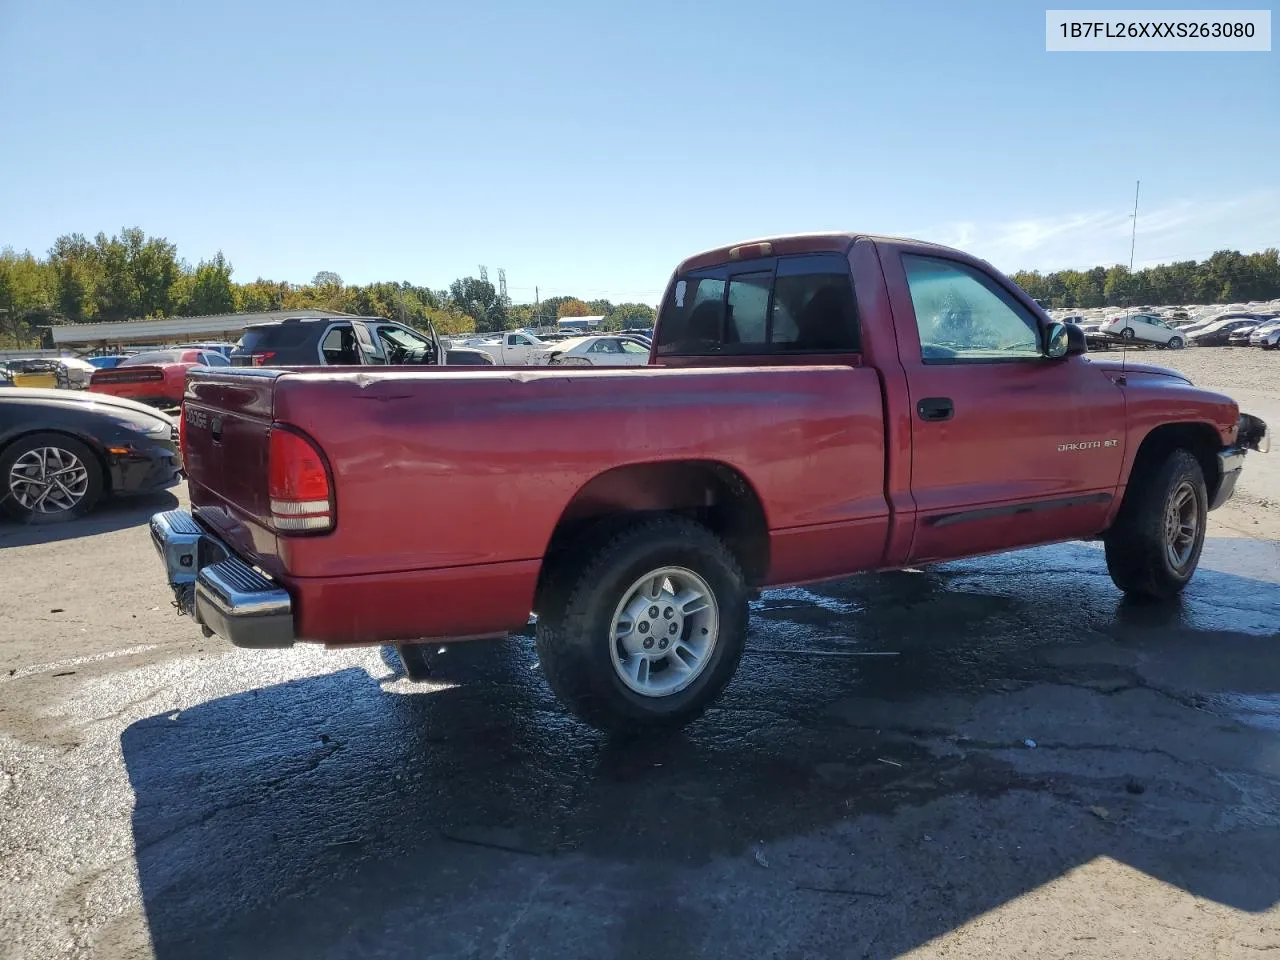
243, 315, 383, 330
674, 231, 960, 274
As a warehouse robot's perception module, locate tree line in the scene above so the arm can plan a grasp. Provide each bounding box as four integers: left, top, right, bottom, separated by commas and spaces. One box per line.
0, 227, 657, 347
6, 227, 1277, 348
1010, 248, 1280, 310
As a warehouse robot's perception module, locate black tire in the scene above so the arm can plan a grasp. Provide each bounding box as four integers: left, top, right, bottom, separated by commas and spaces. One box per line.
1120, 327, 1136, 340
535, 515, 749, 734
1104, 449, 1207, 601
1167, 336, 1183, 350
0, 432, 104, 523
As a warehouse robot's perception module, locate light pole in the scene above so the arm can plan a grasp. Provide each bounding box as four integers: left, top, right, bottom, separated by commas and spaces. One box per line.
1129, 180, 1140, 272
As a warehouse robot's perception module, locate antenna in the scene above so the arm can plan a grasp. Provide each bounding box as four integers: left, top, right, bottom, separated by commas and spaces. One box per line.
1128, 180, 1140, 272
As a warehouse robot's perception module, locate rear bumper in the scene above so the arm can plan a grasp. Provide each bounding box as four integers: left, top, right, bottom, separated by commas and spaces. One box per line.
150, 509, 296, 649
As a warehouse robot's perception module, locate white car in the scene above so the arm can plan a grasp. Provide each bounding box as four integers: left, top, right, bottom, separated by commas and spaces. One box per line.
464, 330, 555, 365
1097, 313, 1186, 348
547, 335, 651, 367
1249, 320, 1280, 349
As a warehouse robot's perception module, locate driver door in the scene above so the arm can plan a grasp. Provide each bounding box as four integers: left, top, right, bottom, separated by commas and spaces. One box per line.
891, 253, 1126, 563
505, 332, 534, 363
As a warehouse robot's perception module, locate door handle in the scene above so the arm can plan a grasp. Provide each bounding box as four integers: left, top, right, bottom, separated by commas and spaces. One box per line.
917, 397, 954, 422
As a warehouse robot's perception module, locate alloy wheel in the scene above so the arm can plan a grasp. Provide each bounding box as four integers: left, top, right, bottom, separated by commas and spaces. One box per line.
8, 447, 91, 514
609, 566, 719, 697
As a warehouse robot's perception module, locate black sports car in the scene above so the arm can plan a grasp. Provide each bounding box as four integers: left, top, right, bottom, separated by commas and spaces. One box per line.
0, 388, 181, 522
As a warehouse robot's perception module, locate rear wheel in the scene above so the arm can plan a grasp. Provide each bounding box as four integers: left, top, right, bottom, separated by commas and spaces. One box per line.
1104, 449, 1206, 601
535, 515, 749, 734
1120, 327, 1136, 340
0, 433, 104, 523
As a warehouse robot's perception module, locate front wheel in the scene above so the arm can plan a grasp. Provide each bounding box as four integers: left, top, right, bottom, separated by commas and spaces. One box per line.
1104, 449, 1207, 601
1167, 336, 1184, 350
535, 516, 749, 734
0, 433, 104, 522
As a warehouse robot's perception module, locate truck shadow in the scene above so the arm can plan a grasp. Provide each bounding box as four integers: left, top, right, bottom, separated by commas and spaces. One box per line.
120, 538, 1280, 959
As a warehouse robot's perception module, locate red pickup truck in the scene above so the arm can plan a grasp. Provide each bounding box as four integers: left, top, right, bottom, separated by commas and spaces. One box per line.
150, 233, 1269, 733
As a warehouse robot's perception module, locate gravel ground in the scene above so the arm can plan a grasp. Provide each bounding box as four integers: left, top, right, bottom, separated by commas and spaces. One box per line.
0, 353, 1277, 960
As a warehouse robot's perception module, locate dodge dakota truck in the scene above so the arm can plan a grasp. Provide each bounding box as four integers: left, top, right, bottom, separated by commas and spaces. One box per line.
149, 232, 1269, 733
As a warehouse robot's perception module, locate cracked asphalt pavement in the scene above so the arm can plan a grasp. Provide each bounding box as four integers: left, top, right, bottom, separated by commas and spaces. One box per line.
2, 352, 1279, 959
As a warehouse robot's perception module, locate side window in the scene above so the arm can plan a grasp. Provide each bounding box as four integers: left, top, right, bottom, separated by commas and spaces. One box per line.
320, 324, 359, 364
376, 324, 434, 364
201, 352, 229, 367
725, 272, 770, 344
770, 255, 860, 351
902, 255, 1042, 362
620, 340, 649, 354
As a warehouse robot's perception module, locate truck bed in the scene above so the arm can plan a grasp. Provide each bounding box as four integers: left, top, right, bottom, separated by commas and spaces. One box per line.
181, 364, 889, 644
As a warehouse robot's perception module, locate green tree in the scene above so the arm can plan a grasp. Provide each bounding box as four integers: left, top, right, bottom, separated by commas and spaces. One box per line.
449, 276, 507, 332
605, 302, 656, 330
556, 298, 591, 318
0, 249, 55, 345
177, 252, 235, 316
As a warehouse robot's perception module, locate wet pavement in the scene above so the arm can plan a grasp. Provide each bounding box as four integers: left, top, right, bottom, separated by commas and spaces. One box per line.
2, 499, 1280, 958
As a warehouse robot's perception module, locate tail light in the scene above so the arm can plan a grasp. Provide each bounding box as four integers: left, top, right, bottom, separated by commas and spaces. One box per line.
251, 352, 276, 367
268, 426, 333, 532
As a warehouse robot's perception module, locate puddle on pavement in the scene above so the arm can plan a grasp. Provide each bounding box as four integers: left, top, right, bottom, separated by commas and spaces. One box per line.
1207, 693, 1280, 732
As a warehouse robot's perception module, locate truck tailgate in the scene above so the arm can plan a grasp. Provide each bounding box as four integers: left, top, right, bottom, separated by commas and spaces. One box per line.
183, 368, 281, 571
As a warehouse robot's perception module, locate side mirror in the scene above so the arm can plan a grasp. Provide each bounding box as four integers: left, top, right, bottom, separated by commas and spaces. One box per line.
1046, 321, 1087, 359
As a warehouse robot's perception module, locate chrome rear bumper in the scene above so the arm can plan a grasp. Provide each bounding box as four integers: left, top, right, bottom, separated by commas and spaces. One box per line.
150, 509, 296, 649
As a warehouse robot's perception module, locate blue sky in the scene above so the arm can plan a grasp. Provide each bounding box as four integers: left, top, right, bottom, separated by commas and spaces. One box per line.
1, 0, 1276, 304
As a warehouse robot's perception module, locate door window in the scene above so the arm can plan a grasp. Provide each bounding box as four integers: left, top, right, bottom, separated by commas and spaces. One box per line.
902, 255, 1042, 362
620, 340, 649, 354
320, 324, 359, 364
375, 324, 433, 364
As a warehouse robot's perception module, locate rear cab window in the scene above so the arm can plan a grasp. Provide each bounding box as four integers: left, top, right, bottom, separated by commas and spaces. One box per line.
238, 324, 315, 354
655, 253, 859, 356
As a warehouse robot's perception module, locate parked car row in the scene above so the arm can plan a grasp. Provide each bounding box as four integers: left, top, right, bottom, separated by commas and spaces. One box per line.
1072, 310, 1280, 350
452, 330, 655, 366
